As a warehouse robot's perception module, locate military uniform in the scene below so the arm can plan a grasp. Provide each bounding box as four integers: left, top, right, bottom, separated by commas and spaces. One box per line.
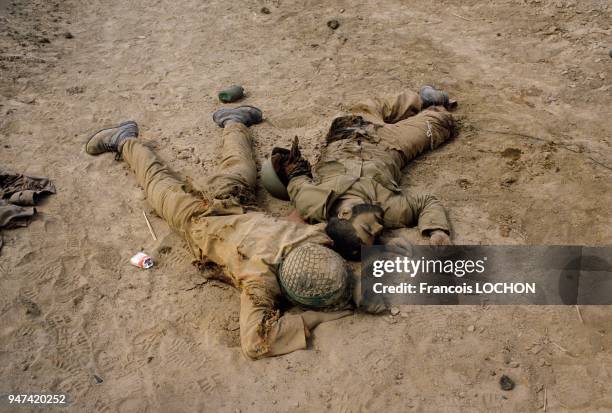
288, 90, 454, 235
122, 123, 331, 359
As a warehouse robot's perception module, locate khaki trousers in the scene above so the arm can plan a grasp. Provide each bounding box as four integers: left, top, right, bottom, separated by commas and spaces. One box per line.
121, 122, 256, 238
351, 90, 455, 168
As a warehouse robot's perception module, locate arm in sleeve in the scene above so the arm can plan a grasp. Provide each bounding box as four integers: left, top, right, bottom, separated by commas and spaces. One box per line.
404, 192, 450, 235
286, 175, 333, 223
239, 282, 307, 360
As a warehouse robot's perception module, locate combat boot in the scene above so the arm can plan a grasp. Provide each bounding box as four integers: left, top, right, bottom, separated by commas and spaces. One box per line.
85, 121, 139, 156
420, 85, 450, 109
212, 106, 262, 128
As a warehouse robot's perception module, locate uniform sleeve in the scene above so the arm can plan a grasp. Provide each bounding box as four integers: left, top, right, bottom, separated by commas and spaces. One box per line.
286, 175, 333, 223
406, 192, 450, 235
239, 282, 307, 360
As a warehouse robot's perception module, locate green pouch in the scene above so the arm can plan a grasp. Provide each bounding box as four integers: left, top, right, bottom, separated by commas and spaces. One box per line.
218, 85, 245, 103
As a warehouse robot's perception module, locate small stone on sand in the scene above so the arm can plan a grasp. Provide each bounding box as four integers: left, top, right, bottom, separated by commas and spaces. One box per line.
327, 19, 340, 30
499, 375, 515, 391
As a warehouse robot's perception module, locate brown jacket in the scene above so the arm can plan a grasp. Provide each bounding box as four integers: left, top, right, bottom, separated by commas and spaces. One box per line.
187, 204, 333, 359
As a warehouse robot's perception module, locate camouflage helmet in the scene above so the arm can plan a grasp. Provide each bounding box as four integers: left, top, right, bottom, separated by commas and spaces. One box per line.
261, 157, 290, 200
278, 243, 351, 309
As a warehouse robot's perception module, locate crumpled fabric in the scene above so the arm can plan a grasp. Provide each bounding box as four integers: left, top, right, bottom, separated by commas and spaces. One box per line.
0, 199, 36, 228
325, 115, 378, 144
0, 168, 55, 229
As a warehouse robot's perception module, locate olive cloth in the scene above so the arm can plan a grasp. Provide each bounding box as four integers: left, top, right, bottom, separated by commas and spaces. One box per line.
0, 168, 55, 229
121, 123, 331, 359
287, 90, 454, 234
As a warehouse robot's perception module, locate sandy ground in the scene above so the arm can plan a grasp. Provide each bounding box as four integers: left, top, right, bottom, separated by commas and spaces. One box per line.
1, 0, 611, 411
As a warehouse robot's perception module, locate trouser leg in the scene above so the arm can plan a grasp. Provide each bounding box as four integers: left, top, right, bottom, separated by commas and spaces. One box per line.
121, 139, 207, 235
376, 106, 455, 167
205, 122, 257, 202
350, 90, 423, 124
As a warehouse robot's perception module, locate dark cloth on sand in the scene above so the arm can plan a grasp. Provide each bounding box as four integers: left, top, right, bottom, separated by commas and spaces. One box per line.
0, 168, 55, 229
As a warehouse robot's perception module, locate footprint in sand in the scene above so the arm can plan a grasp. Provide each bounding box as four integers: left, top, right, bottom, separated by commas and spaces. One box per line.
91, 245, 123, 270
18, 294, 41, 317
158, 330, 204, 370
45, 311, 73, 330
50, 356, 81, 375
0, 294, 13, 316
132, 325, 166, 355
14, 324, 36, 339
0, 261, 13, 277
22, 261, 63, 283
19, 286, 41, 303
197, 373, 220, 394
155, 241, 192, 269
55, 373, 90, 402
63, 231, 83, 254
90, 399, 113, 413
53, 264, 81, 293
44, 310, 93, 369
108, 353, 148, 381
338, 391, 366, 413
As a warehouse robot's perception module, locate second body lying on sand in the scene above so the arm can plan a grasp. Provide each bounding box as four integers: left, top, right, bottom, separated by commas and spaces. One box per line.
269, 86, 457, 259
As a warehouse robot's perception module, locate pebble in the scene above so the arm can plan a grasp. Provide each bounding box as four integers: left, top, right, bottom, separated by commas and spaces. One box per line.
467, 324, 475, 332
390, 306, 400, 316
499, 375, 515, 391
501, 147, 522, 161
63, 31, 73, 39
327, 19, 340, 30
260, 7, 270, 14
